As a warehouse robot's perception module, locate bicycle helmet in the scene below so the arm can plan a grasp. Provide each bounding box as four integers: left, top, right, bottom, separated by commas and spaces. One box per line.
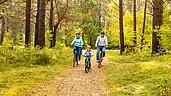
100, 31, 105, 34
87, 45, 91, 49
76, 32, 80, 35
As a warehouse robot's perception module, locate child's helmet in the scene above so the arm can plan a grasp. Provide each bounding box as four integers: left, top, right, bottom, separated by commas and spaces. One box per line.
76, 32, 80, 35
87, 45, 91, 48
100, 31, 105, 34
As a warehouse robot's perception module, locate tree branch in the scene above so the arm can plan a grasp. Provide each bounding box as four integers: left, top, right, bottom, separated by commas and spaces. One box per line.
123, 9, 128, 16
112, 6, 119, 11
148, 1, 154, 7
147, 13, 153, 16
54, 0, 68, 28
0, 0, 7, 4
0, 16, 3, 19
111, 0, 119, 7
112, 15, 119, 19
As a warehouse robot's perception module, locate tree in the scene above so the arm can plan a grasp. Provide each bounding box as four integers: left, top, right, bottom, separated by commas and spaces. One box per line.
119, 0, 124, 55
0, 10, 5, 45
98, 0, 102, 31
25, 0, 31, 47
133, 0, 137, 46
35, 0, 40, 47
152, 0, 163, 54
50, 0, 68, 48
140, 0, 147, 49
38, 0, 46, 48
49, 0, 54, 48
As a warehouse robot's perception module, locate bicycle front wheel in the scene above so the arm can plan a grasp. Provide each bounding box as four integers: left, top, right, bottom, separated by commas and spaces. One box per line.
73, 54, 76, 67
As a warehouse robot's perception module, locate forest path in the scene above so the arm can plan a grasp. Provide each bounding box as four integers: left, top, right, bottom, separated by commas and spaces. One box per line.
26, 51, 109, 96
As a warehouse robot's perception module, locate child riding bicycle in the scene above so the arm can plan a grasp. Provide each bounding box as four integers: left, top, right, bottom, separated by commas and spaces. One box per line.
83, 45, 94, 69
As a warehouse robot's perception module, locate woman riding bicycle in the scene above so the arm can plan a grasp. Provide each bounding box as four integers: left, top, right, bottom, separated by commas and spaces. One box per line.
71, 32, 84, 64
95, 31, 108, 62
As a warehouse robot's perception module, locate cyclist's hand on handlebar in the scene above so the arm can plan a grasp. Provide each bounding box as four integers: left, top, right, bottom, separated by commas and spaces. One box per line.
70, 44, 73, 46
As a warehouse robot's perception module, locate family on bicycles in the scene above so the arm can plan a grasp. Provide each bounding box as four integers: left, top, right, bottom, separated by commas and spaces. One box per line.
71, 31, 108, 71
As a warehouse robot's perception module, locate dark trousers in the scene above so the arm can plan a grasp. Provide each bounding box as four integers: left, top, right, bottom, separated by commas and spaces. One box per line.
73, 46, 82, 61
96, 46, 106, 60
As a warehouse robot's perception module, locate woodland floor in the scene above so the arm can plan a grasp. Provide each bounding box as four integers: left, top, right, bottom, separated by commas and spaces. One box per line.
26, 51, 109, 96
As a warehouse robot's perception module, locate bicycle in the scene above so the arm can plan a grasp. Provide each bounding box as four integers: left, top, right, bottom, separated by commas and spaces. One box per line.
73, 49, 78, 67
98, 50, 103, 68
83, 54, 93, 73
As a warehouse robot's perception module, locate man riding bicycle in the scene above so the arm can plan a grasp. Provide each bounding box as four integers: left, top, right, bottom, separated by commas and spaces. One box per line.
71, 32, 84, 64
95, 31, 108, 62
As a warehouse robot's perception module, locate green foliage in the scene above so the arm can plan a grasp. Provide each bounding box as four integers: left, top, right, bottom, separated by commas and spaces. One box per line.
106, 2, 171, 51
106, 51, 171, 95
66, 0, 102, 48
0, 46, 73, 95
80, 15, 100, 47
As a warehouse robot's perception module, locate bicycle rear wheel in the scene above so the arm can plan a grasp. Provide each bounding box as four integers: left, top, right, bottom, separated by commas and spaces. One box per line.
85, 60, 90, 73
98, 51, 102, 68
73, 54, 76, 67
85, 65, 89, 73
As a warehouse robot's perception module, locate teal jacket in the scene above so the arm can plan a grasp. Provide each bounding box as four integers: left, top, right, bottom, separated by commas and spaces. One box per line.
71, 37, 83, 47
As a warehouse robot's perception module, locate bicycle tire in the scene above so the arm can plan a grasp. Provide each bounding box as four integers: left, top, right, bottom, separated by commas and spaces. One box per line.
85, 65, 89, 73
85, 59, 90, 73
73, 54, 76, 67
98, 51, 102, 68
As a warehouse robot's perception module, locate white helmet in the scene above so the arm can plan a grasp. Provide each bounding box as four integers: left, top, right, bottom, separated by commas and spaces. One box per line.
87, 45, 91, 48
76, 32, 80, 35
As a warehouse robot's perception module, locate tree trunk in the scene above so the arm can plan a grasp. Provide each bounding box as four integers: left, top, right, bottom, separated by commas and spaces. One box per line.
133, 0, 137, 46
98, 0, 102, 31
0, 11, 5, 45
35, 0, 40, 47
52, 25, 58, 47
49, 0, 54, 48
38, 0, 46, 48
152, 0, 163, 54
119, 0, 124, 55
140, 0, 147, 49
49, 0, 53, 31
25, 0, 31, 47
50, 0, 68, 48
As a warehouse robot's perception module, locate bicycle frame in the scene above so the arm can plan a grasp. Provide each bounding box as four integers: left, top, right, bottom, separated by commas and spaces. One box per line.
73, 50, 78, 67
98, 50, 103, 68
85, 56, 91, 67
83, 55, 93, 73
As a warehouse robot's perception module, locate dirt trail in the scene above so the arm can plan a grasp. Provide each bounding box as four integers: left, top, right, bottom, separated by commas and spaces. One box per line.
27, 52, 108, 96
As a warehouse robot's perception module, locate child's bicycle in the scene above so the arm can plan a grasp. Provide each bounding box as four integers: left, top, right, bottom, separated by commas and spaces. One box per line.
83, 55, 93, 73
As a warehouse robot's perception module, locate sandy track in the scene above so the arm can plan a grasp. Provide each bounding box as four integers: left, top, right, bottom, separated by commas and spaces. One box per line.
26, 52, 108, 96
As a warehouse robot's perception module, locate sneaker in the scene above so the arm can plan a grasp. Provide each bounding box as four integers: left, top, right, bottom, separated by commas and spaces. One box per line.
96, 60, 99, 63
78, 61, 81, 64
103, 57, 105, 60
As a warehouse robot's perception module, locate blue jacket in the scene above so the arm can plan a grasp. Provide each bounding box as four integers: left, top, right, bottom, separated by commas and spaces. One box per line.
83, 50, 94, 57
71, 37, 83, 47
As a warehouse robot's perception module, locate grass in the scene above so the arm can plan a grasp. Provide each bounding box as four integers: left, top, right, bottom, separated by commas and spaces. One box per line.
105, 51, 171, 96
0, 45, 73, 96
